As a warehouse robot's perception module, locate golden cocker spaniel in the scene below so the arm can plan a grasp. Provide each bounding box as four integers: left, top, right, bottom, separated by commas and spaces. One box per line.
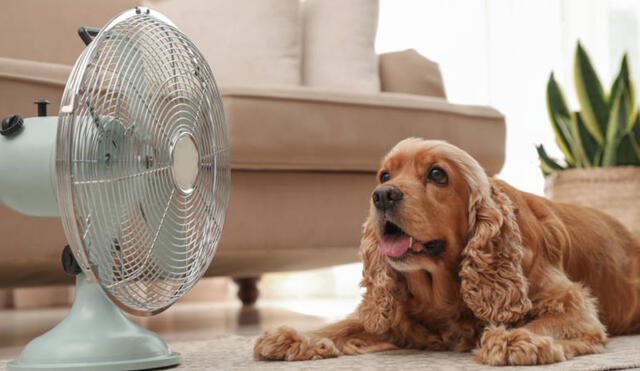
254, 138, 640, 365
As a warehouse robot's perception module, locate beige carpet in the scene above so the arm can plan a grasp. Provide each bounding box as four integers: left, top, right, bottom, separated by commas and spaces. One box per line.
2, 334, 640, 370
169, 334, 640, 370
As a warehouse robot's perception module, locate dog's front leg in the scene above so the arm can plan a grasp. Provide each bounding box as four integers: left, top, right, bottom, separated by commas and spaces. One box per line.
253, 317, 397, 361
474, 271, 607, 366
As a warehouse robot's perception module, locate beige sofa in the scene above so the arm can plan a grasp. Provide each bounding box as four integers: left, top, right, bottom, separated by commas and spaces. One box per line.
0, 0, 505, 305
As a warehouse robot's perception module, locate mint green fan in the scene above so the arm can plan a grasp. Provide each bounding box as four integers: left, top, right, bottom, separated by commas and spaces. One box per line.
1, 7, 229, 370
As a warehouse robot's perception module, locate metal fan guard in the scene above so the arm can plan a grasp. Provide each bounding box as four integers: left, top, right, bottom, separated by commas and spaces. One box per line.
55, 7, 229, 315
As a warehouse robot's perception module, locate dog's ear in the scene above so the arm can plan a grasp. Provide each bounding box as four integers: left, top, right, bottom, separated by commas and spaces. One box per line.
459, 183, 532, 324
357, 212, 408, 335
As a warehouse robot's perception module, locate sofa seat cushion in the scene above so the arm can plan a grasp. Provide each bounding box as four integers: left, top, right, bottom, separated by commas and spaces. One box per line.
223, 86, 506, 175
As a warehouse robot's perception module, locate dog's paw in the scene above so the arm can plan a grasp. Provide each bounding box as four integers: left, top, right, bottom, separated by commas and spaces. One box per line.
253, 326, 342, 361
474, 326, 566, 366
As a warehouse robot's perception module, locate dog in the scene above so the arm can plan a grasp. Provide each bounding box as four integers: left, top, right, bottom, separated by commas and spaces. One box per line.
253, 138, 640, 365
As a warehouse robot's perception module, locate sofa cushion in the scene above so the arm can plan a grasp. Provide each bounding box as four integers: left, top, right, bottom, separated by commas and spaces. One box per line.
379, 49, 447, 98
0, 0, 137, 66
222, 86, 506, 175
302, 0, 380, 92
142, 0, 302, 87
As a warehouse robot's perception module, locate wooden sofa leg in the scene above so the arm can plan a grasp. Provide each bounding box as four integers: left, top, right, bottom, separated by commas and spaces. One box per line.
233, 276, 260, 306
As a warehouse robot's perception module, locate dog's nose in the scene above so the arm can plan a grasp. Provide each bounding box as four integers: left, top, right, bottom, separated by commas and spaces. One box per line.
372, 186, 403, 211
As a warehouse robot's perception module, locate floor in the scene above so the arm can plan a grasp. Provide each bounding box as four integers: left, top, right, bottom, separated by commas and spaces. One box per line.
5, 299, 640, 370
0, 297, 360, 361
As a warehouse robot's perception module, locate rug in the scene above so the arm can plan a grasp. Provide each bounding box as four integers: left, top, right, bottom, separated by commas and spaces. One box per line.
169, 334, 640, 371
2, 334, 640, 370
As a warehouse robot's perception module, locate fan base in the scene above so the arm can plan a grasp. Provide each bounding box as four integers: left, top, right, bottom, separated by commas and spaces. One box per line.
7, 353, 181, 371
7, 274, 181, 371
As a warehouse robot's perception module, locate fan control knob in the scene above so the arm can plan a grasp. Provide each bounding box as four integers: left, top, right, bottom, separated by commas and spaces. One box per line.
0, 114, 24, 137
35, 99, 50, 117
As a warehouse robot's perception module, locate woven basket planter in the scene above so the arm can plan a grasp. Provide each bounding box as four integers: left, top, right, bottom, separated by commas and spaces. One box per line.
544, 166, 640, 237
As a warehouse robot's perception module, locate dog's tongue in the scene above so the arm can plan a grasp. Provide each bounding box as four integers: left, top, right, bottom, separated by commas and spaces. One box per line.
380, 235, 411, 257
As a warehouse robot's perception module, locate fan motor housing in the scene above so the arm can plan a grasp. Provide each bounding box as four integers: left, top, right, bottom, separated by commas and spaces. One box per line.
0, 116, 59, 217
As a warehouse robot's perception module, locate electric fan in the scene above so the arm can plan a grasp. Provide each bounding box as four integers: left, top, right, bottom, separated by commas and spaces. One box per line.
1, 7, 229, 370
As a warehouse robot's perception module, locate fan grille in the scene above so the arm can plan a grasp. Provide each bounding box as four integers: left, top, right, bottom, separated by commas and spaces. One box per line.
56, 9, 229, 314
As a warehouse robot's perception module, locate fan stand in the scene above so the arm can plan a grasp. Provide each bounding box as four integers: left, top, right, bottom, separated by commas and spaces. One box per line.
8, 273, 181, 371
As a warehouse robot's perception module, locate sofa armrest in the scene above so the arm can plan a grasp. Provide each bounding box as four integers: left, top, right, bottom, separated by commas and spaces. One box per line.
378, 49, 447, 98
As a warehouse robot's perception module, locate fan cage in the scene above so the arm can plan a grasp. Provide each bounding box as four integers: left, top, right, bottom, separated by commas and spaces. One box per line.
56, 8, 229, 314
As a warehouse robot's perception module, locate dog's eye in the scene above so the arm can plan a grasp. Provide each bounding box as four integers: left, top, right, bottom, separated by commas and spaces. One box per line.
379, 171, 391, 183
427, 167, 448, 185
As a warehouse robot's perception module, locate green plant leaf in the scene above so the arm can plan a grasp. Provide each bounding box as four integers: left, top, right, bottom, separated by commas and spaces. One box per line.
536, 144, 564, 176
617, 133, 640, 165
609, 54, 637, 132
610, 67, 622, 106
633, 119, 640, 153
603, 87, 629, 166
609, 55, 626, 106
577, 112, 602, 166
546, 73, 575, 165
574, 42, 608, 144
617, 116, 640, 165
628, 84, 638, 133
567, 112, 600, 167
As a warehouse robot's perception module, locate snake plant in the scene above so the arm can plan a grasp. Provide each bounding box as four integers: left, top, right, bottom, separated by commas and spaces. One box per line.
537, 41, 640, 176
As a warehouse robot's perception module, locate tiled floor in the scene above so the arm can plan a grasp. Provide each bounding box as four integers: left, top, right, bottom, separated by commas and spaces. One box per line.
0, 297, 360, 361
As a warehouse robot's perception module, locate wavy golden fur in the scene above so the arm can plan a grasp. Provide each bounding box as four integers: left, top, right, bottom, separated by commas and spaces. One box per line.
254, 138, 640, 365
